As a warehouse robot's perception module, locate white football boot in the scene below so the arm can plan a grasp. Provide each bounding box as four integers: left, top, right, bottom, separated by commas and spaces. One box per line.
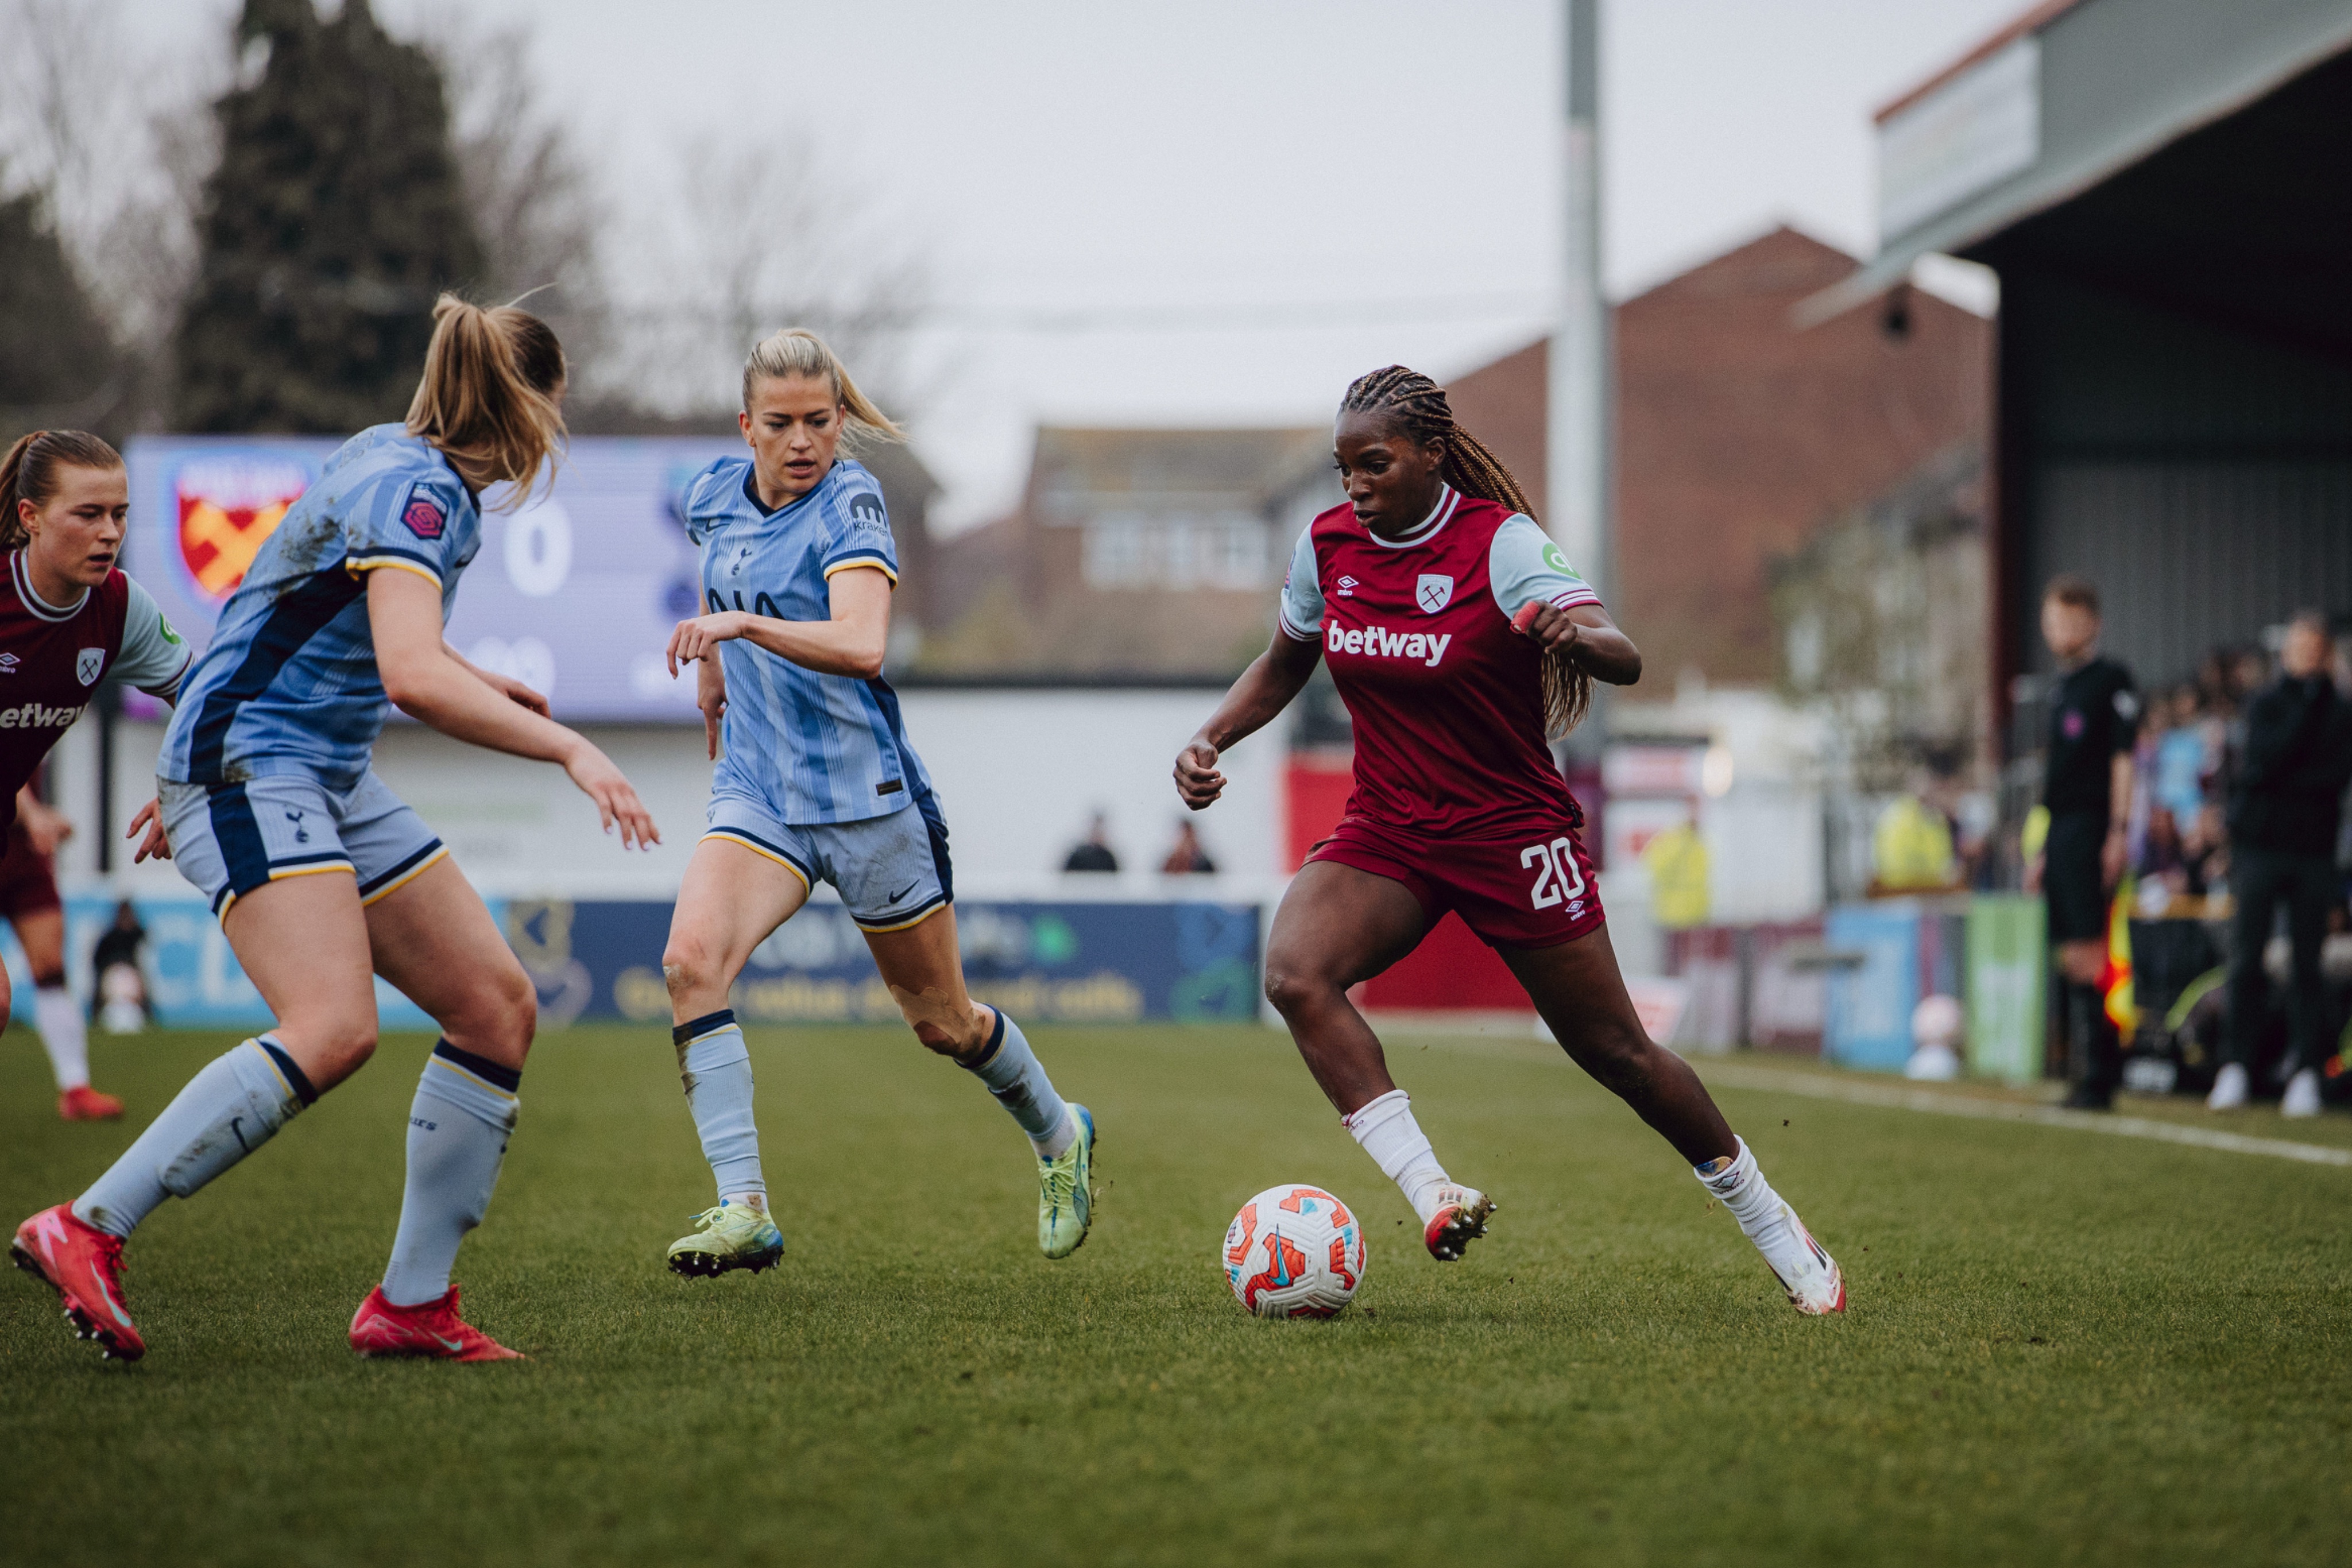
2281, 1068, 2322, 1119
2206, 1062, 2249, 1112
1697, 1139, 1846, 1315
1422, 1184, 1496, 1262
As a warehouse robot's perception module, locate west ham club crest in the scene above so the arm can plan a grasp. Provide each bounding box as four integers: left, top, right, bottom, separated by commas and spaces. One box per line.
1416, 574, 1454, 614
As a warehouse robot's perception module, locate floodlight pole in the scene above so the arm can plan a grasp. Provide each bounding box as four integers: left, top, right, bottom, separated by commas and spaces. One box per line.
1550, 0, 1611, 759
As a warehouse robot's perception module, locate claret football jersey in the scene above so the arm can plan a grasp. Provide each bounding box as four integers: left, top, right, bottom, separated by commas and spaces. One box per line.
1278, 484, 1600, 839
0, 551, 191, 823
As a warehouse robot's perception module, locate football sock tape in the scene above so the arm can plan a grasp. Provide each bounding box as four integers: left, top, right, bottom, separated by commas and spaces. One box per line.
72, 1036, 311, 1237
382, 1040, 521, 1308
962, 1008, 1075, 1159
1345, 1089, 1452, 1225
675, 1011, 766, 1201
32, 984, 90, 1091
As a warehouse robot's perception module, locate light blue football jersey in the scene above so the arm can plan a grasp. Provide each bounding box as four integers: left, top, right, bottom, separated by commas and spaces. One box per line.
687, 455, 930, 824
160, 425, 480, 788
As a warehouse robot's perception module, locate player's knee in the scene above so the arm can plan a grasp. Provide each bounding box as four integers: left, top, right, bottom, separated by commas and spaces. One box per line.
1263, 963, 1336, 1020
314, 1018, 379, 1078
661, 942, 718, 1004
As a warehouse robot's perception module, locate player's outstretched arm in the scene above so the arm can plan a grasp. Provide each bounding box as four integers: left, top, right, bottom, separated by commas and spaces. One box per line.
666, 566, 891, 681
1511, 602, 1643, 686
1175, 630, 1322, 811
369, 568, 660, 849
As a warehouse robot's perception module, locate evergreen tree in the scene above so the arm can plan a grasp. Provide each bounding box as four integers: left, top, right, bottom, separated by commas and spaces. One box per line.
173, 0, 483, 433
0, 189, 119, 427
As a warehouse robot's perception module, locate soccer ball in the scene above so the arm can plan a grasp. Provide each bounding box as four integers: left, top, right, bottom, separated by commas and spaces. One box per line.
1223, 1184, 1366, 1319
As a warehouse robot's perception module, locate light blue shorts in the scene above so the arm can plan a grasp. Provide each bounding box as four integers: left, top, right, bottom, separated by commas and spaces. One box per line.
158, 769, 447, 916
703, 791, 953, 933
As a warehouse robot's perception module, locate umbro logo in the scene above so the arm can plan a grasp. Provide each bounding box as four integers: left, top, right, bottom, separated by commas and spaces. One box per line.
0, 653, 18, 675
1336, 575, 1358, 597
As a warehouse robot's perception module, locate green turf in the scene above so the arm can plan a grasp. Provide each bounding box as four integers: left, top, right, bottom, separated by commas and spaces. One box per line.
5, 1022, 2347, 1567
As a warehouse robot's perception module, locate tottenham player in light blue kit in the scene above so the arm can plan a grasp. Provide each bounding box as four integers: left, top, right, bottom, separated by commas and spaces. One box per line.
12, 297, 660, 1363
657, 329, 1093, 1274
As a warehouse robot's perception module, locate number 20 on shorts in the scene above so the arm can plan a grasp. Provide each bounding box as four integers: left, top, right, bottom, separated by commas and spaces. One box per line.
1521, 837, 1587, 910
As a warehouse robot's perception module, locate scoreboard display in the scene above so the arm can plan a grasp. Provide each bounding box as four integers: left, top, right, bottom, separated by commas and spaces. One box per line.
125, 435, 745, 722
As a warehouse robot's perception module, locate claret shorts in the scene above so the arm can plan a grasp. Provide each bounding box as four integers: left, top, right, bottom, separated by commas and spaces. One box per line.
1307, 811, 1605, 950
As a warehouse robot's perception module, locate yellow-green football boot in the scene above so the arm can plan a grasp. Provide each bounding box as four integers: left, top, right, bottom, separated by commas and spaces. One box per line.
666, 1197, 784, 1278
1038, 1105, 1095, 1259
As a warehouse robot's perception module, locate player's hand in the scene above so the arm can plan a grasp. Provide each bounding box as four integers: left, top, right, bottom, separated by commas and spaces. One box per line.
1174, 738, 1226, 810
482, 668, 551, 717
666, 611, 749, 677
564, 743, 662, 850
20, 798, 73, 855
697, 656, 727, 761
1510, 601, 1584, 657
127, 797, 172, 863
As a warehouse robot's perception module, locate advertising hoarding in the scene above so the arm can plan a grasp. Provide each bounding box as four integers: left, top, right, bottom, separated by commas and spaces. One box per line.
125, 435, 744, 722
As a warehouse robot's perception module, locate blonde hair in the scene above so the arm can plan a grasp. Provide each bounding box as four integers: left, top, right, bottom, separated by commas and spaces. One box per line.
405, 293, 568, 508
741, 328, 903, 444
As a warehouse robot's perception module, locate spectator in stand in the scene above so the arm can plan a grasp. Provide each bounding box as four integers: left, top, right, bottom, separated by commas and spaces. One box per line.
89, 900, 154, 1031
1062, 812, 1120, 873
2150, 685, 2211, 831
2211, 611, 2352, 1117
1159, 820, 1217, 875
2024, 576, 2138, 1111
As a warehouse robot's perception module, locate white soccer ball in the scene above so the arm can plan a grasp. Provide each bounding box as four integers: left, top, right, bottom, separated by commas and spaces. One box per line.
1223, 1184, 1366, 1319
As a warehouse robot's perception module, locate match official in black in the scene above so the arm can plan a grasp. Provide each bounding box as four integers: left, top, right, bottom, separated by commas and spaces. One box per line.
2212, 611, 2352, 1117
2025, 576, 2137, 1110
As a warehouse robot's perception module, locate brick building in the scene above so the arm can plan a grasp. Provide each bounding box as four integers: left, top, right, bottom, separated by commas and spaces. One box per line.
922, 426, 1336, 678
1449, 225, 1990, 690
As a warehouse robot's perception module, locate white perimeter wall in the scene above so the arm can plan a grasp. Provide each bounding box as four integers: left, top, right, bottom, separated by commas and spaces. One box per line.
62, 689, 1292, 904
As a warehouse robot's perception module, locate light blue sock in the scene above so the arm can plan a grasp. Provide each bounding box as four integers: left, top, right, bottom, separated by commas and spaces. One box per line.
962, 1009, 1074, 1159
675, 1010, 765, 1203
380, 1041, 520, 1308
72, 1037, 315, 1238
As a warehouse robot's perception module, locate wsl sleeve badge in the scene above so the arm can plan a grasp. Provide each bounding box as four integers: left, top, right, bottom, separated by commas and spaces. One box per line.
1223, 1184, 1366, 1319
403, 487, 448, 540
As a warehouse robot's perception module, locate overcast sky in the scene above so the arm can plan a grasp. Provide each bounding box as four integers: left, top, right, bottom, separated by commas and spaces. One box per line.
117, 0, 2022, 528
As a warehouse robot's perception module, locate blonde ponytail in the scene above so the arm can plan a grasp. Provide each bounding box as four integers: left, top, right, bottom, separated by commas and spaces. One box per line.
741, 328, 903, 446
405, 293, 568, 508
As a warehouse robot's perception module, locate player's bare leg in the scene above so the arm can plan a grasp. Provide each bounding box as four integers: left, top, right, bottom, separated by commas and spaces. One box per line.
655, 837, 803, 1275
865, 909, 1092, 1257
1263, 861, 1494, 1260
1507, 926, 1844, 1314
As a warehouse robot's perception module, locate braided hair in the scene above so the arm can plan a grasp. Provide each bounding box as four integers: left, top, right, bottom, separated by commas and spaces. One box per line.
1339, 365, 1591, 738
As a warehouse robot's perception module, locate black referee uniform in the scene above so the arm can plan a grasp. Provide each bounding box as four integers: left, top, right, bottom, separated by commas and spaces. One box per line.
2042, 653, 2138, 1104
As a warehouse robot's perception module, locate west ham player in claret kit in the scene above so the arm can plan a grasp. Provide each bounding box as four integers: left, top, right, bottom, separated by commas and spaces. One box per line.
0, 432, 193, 1121
1175, 367, 1843, 1314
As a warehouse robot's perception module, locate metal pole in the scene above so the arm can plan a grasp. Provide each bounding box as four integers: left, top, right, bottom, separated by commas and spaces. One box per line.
1550, 0, 1612, 761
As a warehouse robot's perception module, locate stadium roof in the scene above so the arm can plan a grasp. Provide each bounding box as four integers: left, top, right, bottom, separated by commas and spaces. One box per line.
1801, 0, 2352, 324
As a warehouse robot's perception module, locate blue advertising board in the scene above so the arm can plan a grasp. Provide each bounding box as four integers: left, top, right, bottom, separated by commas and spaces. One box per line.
1823, 902, 1921, 1072
32, 896, 1261, 1031
123, 436, 742, 722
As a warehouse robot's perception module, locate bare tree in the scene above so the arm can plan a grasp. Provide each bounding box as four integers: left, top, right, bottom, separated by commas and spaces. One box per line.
614, 131, 931, 416
0, 0, 219, 423
416, 9, 610, 366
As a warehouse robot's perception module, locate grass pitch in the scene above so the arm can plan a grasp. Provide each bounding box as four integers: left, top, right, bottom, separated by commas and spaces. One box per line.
4, 1021, 2347, 1568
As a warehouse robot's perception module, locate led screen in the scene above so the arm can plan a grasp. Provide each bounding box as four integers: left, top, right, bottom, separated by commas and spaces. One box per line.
125, 435, 744, 722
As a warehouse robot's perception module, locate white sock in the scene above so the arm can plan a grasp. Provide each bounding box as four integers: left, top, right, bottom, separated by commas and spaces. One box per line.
1695, 1137, 1788, 1245
1345, 1089, 1452, 1225
33, 984, 89, 1090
